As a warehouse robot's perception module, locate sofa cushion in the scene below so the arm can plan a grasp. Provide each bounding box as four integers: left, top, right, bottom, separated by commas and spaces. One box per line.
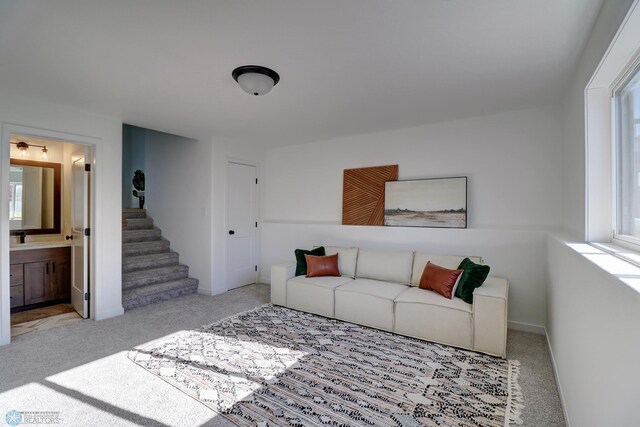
305, 254, 340, 277
334, 278, 409, 331
419, 261, 464, 299
356, 249, 414, 284
287, 275, 353, 318
411, 253, 482, 286
455, 257, 491, 304
323, 246, 358, 278
295, 246, 325, 276
394, 286, 472, 312
394, 287, 472, 349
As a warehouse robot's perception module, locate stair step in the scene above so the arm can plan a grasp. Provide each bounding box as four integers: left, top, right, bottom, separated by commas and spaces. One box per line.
122, 227, 162, 243
123, 239, 170, 257
123, 218, 154, 230
123, 209, 147, 219
122, 278, 199, 310
122, 252, 180, 273
122, 264, 189, 290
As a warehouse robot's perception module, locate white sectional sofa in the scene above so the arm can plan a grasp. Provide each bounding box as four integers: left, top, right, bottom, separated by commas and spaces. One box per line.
271, 246, 509, 358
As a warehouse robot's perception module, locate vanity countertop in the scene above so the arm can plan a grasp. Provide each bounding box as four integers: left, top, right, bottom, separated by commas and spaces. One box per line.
10, 241, 72, 251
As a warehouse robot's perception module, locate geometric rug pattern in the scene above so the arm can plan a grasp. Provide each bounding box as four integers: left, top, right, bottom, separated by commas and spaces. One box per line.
128, 304, 523, 426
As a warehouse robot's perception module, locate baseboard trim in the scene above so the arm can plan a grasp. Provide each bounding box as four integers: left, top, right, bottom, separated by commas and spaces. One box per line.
545, 328, 571, 427
0, 331, 10, 346
507, 320, 545, 335
95, 306, 124, 321
197, 288, 216, 296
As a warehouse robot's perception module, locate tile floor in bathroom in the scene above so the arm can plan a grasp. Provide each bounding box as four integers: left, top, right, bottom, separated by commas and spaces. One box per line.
11, 304, 82, 337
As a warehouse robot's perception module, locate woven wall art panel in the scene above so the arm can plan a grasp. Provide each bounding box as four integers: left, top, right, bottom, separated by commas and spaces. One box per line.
342, 164, 398, 226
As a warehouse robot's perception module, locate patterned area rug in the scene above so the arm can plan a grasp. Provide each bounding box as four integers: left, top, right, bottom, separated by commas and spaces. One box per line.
128, 304, 523, 426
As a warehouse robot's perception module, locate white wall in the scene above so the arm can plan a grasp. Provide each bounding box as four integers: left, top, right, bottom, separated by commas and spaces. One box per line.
0, 91, 124, 345
547, 235, 640, 426
550, 1, 638, 425
260, 106, 563, 329
144, 130, 213, 291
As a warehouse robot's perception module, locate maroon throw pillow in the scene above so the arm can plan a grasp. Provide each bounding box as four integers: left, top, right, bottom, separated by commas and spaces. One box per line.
419, 261, 464, 299
305, 253, 340, 278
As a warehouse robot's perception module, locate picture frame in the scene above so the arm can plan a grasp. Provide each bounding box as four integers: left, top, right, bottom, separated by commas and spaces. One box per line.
384, 176, 467, 228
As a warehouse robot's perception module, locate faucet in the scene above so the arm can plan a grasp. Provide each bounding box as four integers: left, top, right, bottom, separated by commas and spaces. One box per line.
17, 231, 25, 244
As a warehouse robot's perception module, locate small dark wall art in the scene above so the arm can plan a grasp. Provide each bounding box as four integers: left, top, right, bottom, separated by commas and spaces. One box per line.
384, 176, 467, 228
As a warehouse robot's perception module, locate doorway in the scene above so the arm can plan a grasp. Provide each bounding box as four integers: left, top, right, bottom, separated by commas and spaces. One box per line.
3, 131, 93, 339
227, 161, 258, 289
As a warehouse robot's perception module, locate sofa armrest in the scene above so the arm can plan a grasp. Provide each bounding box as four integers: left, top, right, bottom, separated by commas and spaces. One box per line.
271, 262, 296, 306
472, 277, 509, 358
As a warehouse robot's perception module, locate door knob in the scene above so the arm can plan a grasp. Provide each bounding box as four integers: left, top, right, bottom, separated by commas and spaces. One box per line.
228, 230, 235, 235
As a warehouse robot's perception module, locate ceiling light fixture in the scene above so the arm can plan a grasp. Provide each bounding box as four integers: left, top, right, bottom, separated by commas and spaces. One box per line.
232, 65, 280, 96
11, 141, 50, 160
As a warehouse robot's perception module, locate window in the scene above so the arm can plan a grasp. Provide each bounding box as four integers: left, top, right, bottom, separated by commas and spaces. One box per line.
614, 64, 640, 245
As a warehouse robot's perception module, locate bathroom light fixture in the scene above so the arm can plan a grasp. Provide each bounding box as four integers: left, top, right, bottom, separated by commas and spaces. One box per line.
16, 141, 29, 158
11, 141, 50, 160
232, 65, 280, 96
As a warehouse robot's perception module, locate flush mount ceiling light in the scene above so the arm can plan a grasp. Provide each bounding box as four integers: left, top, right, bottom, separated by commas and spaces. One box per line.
232, 65, 280, 96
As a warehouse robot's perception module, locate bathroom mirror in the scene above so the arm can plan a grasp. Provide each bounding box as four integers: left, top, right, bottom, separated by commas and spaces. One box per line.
9, 159, 61, 235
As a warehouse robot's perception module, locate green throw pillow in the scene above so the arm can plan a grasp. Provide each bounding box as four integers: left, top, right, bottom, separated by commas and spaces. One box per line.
294, 246, 326, 276
455, 257, 490, 304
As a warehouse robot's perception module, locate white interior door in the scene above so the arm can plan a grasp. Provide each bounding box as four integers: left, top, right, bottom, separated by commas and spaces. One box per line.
71, 146, 90, 318
227, 162, 257, 289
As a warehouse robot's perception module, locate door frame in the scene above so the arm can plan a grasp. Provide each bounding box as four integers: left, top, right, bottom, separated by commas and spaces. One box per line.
225, 157, 260, 291
0, 123, 98, 345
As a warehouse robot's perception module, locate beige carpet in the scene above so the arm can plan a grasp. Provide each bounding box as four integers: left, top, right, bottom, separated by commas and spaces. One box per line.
0, 284, 565, 427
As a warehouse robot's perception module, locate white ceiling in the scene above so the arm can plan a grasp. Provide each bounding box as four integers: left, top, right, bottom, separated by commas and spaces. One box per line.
0, 0, 603, 146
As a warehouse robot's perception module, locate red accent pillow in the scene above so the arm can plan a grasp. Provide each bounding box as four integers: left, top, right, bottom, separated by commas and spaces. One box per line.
305, 253, 340, 277
419, 261, 464, 299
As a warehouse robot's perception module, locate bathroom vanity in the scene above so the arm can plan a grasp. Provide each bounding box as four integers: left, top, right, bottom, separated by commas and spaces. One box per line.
10, 244, 72, 311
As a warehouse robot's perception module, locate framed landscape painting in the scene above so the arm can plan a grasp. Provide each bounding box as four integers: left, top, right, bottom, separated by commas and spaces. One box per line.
384, 177, 467, 228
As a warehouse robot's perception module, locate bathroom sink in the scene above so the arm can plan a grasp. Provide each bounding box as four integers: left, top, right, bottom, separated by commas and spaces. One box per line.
10, 241, 72, 251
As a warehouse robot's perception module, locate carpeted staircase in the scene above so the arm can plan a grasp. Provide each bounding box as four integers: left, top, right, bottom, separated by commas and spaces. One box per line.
122, 209, 199, 310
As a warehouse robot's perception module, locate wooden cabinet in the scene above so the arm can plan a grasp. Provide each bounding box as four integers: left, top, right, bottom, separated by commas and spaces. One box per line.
10, 247, 72, 311
9, 264, 24, 308
51, 256, 71, 299
10, 286, 24, 309
24, 261, 49, 305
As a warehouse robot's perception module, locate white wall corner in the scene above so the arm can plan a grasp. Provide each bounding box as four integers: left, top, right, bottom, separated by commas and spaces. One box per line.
507, 320, 546, 335
545, 328, 572, 427
94, 306, 125, 321
197, 287, 225, 297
